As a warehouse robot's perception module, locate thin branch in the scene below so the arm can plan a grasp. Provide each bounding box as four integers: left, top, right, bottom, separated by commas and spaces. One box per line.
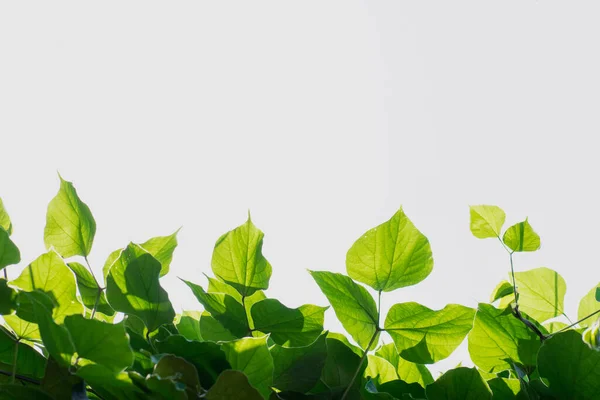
548, 309, 600, 338
0, 368, 39, 385
340, 331, 378, 400
11, 339, 20, 384
3, 268, 7, 280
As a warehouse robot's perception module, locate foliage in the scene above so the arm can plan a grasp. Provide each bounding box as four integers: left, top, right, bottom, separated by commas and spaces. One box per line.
0, 179, 599, 399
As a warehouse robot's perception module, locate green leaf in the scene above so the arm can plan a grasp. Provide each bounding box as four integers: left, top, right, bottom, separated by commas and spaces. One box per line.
206, 275, 266, 327
139, 228, 180, 277
367, 378, 427, 400
106, 243, 175, 332
11, 251, 83, 323
487, 377, 522, 399
364, 355, 398, 386
469, 205, 505, 239
221, 336, 273, 399
425, 367, 492, 400
153, 354, 202, 396
102, 249, 121, 282
155, 335, 231, 389
145, 375, 187, 400
490, 281, 514, 303
22, 291, 75, 367
44, 175, 96, 258
211, 215, 272, 297
182, 279, 247, 338
578, 282, 600, 329
317, 335, 367, 399
538, 330, 600, 399
0, 228, 19, 270
271, 333, 327, 393
67, 262, 114, 317
0, 326, 46, 379
346, 208, 433, 292
375, 343, 433, 387
0, 198, 12, 235
200, 312, 238, 342
309, 271, 379, 349
468, 303, 541, 373
0, 385, 54, 400
41, 357, 84, 400
0, 279, 17, 315
206, 370, 263, 400
384, 303, 475, 364
251, 299, 327, 346
174, 311, 202, 341
76, 364, 145, 400
64, 315, 133, 372
3, 315, 40, 342
502, 219, 541, 252
513, 267, 566, 323
543, 321, 569, 334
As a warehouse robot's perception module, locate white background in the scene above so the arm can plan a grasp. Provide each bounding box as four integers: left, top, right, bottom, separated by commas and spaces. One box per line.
1, 1, 599, 374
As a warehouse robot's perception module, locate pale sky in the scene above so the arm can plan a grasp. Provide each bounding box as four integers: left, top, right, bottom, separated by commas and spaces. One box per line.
1, 1, 599, 375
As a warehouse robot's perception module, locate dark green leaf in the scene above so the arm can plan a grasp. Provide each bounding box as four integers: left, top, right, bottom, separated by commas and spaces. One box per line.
252, 299, 327, 346
316, 336, 367, 399
271, 333, 327, 393
206, 275, 266, 327
44, 175, 96, 258
0, 326, 45, 379
0, 279, 17, 315
155, 335, 230, 389
211, 215, 272, 297
425, 367, 492, 400
145, 375, 187, 400
68, 262, 114, 317
537, 330, 600, 399
206, 370, 263, 400
199, 312, 237, 342
106, 243, 175, 332
64, 315, 133, 372
76, 364, 145, 400
181, 279, 247, 338
0, 228, 19, 270
0, 385, 54, 400
41, 357, 84, 400
487, 377, 522, 399
384, 303, 475, 364
309, 271, 378, 349
153, 354, 201, 396
221, 336, 273, 398
346, 208, 433, 292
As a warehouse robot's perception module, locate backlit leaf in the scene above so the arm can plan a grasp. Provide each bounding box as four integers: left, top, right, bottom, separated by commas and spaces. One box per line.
310, 270, 379, 349
222, 336, 273, 398
174, 311, 202, 341
469, 205, 505, 239
502, 219, 540, 252
384, 303, 475, 364
0, 198, 12, 235
513, 267, 566, 323
44, 176, 96, 258
67, 262, 114, 317
0, 228, 19, 270
578, 282, 600, 329
211, 215, 272, 297
0, 326, 45, 379
0, 279, 17, 315
139, 228, 180, 277
490, 281, 513, 303
346, 208, 433, 292
364, 355, 398, 386
425, 367, 492, 400
375, 343, 433, 387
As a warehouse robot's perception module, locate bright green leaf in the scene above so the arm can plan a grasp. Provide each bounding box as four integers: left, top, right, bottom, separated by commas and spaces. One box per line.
0, 198, 12, 235
199, 312, 237, 342
468, 304, 541, 373
44, 176, 96, 258
174, 311, 202, 341
139, 228, 180, 277
310, 270, 379, 349
0, 228, 19, 270
375, 343, 433, 387
490, 281, 514, 303
76, 364, 145, 400
182, 279, 247, 338
106, 243, 175, 332
513, 267, 566, 323
578, 282, 600, 329
11, 250, 83, 323
469, 205, 505, 239
271, 333, 327, 393
67, 262, 114, 317
0, 279, 17, 315
384, 303, 475, 364
211, 215, 272, 297
221, 336, 273, 398
206, 370, 263, 400
487, 377, 522, 399
543, 321, 569, 334
364, 355, 398, 386
425, 367, 492, 400
538, 330, 600, 399
3, 315, 40, 342
346, 208, 433, 292
155, 335, 231, 389
102, 249, 121, 282
0, 326, 46, 379
251, 299, 327, 346
64, 315, 133, 372
502, 219, 540, 252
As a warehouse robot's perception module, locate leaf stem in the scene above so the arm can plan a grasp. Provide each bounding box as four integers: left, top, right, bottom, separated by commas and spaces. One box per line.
3, 268, 7, 280
90, 287, 102, 320
548, 309, 600, 338
340, 331, 378, 400
11, 339, 19, 384
84, 256, 100, 288
377, 290, 382, 326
